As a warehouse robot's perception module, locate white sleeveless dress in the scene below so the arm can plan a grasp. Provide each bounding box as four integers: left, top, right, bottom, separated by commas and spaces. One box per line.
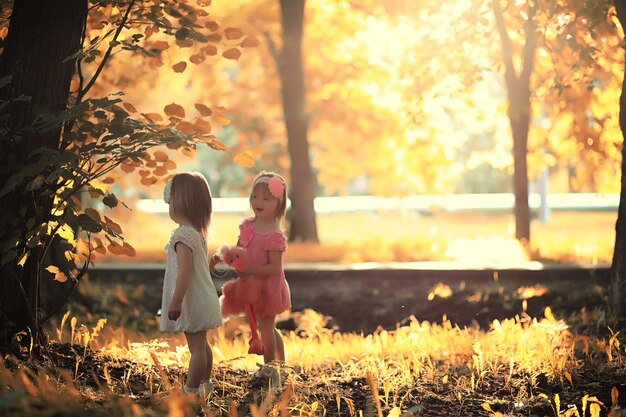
159, 225, 222, 333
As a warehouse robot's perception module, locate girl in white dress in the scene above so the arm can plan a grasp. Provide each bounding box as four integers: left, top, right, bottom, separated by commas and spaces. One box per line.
159, 172, 222, 396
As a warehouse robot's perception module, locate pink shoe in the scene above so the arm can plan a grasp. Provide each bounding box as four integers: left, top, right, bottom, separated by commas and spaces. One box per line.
248, 336, 265, 355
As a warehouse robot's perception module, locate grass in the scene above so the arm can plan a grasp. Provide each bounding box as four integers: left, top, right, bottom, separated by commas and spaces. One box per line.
3, 267, 626, 417
102, 210, 616, 265
1, 210, 620, 416
2, 307, 626, 417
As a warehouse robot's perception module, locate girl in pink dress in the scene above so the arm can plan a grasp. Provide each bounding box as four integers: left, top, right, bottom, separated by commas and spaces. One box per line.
230, 171, 291, 369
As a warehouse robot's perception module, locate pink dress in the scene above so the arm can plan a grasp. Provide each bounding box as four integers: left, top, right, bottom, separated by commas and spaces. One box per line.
237, 217, 291, 318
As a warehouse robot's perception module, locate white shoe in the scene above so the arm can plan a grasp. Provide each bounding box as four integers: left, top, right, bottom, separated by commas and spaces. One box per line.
198, 380, 214, 399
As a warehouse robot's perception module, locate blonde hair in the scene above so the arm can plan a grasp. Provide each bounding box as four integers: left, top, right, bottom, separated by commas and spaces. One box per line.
169, 172, 212, 236
250, 171, 287, 222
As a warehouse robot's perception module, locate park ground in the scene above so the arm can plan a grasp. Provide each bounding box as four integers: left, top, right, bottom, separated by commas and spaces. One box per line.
2, 210, 625, 416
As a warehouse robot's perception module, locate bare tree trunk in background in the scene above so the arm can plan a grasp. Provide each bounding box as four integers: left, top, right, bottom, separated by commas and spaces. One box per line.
610, 0, 626, 319
0, 0, 87, 350
493, 0, 536, 243
279, 0, 319, 242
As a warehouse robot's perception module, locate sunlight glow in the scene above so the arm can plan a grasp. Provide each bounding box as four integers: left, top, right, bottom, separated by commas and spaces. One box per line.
445, 236, 530, 263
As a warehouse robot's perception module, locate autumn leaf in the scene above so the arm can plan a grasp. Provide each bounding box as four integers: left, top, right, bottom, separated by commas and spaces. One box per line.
202, 44, 218, 56
205, 21, 219, 31
233, 150, 258, 168
107, 242, 125, 256
123, 102, 138, 113
212, 113, 231, 126
241, 36, 260, 48
104, 216, 122, 234
46, 265, 60, 274
142, 112, 163, 122
120, 163, 135, 173
163, 159, 176, 170
222, 48, 241, 60
194, 118, 212, 134
176, 120, 196, 134
172, 61, 187, 73
140, 176, 158, 186
189, 54, 205, 64
84, 208, 101, 223
123, 242, 136, 257
151, 41, 169, 51
194, 103, 212, 116
54, 271, 68, 283
224, 27, 244, 40
176, 38, 193, 48
199, 135, 227, 151
164, 103, 185, 118
153, 150, 168, 162
57, 223, 76, 246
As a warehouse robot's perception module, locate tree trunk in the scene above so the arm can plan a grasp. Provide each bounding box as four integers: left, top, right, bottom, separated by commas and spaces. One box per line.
0, 0, 87, 350
610, 0, 626, 318
510, 95, 531, 243
278, 0, 319, 242
493, 0, 536, 243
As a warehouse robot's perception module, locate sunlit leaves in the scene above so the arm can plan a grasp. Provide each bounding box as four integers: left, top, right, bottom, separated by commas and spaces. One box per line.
45, 265, 68, 283
233, 149, 261, 168
57, 0, 260, 235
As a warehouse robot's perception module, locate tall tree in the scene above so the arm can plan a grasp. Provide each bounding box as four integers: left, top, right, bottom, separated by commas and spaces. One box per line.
611, 0, 626, 318
0, 0, 249, 352
278, 0, 318, 241
0, 0, 88, 347
492, 0, 536, 243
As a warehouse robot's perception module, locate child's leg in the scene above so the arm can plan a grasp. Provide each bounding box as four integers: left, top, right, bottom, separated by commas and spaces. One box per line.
202, 338, 213, 381
184, 330, 208, 389
259, 316, 281, 363
274, 328, 285, 362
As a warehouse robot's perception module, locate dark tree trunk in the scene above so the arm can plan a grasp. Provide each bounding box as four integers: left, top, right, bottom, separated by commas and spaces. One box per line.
278, 0, 319, 242
493, 0, 536, 243
610, 0, 626, 319
0, 0, 87, 350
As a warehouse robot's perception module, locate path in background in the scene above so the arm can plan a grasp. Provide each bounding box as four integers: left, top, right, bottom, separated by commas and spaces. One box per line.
86, 261, 610, 334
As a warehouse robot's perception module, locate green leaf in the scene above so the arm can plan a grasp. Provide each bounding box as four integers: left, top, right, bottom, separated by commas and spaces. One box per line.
0, 75, 12, 90
1, 250, 16, 265
26, 175, 45, 191
102, 194, 118, 208
77, 214, 102, 233
175, 27, 191, 40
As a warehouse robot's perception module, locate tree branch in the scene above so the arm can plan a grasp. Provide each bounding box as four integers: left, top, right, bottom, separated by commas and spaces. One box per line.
77, 0, 137, 103
492, 0, 517, 88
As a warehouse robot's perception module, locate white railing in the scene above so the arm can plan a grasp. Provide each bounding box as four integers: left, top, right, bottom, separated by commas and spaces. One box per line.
136, 193, 620, 215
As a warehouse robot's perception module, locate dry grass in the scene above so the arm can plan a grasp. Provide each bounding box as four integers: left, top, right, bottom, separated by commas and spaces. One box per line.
2, 308, 625, 417
2, 211, 618, 416
102, 210, 616, 265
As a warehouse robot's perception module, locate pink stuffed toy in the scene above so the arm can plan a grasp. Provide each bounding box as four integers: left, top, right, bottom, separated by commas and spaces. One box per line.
214, 245, 265, 355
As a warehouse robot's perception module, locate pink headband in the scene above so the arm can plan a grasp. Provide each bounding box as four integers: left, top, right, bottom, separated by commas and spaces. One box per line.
254, 176, 285, 201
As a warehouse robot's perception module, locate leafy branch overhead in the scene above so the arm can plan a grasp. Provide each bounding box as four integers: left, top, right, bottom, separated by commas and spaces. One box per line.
0, 0, 259, 328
